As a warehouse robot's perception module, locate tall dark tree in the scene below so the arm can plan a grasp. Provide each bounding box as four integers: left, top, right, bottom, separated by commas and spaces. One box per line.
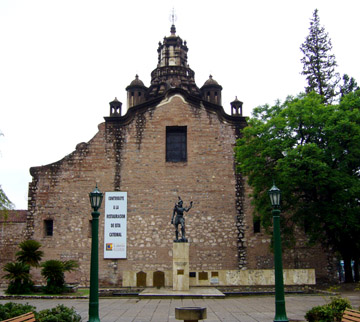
235, 90, 360, 283
300, 9, 340, 104
340, 74, 359, 98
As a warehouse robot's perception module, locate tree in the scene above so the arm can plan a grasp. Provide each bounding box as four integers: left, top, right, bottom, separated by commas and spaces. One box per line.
41, 260, 79, 294
340, 74, 359, 98
0, 186, 13, 211
235, 90, 360, 283
16, 240, 43, 268
300, 9, 340, 104
3, 262, 32, 294
0, 132, 14, 214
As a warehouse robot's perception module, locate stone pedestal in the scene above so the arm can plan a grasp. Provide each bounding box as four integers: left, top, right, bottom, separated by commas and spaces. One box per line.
173, 242, 189, 291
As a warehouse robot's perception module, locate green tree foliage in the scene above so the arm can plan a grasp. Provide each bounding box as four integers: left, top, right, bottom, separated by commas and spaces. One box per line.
16, 240, 44, 268
41, 260, 79, 294
0, 186, 13, 211
0, 303, 80, 322
3, 262, 33, 294
0, 303, 36, 320
300, 9, 340, 104
0, 132, 14, 215
305, 296, 351, 322
340, 74, 359, 98
235, 91, 360, 283
3, 240, 42, 294
37, 304, 81, 322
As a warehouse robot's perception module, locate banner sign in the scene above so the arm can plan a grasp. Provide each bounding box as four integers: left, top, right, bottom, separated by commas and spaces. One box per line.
104, 192, 127, 259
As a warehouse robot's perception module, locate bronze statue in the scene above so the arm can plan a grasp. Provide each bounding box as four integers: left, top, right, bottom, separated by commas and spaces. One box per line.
171, 197, 193, 242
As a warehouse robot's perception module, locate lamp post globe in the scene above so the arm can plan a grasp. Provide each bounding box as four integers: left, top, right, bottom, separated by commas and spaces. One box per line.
269, 183, 281, 208
89, 184, 103, 212
268, 183, 288, 322
88, 184, 103, 322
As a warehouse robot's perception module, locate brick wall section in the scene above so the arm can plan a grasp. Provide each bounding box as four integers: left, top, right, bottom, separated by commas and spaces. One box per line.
0, 210, 27, 286
26, 93, 336, 286
27, 94, 246, 286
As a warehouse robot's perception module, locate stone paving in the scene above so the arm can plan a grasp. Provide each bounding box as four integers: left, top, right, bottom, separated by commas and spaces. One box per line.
1, 292, 359, 322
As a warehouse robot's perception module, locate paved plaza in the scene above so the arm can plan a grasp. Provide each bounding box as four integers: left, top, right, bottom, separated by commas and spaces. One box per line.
1, 292, 359, 322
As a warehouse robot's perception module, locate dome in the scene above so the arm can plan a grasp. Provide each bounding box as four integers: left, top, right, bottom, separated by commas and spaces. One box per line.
203, 75, 221, 87
129, 74, 145, 87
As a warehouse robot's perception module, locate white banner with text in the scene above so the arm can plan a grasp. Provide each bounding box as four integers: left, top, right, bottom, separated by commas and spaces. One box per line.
104, 192, 127, 259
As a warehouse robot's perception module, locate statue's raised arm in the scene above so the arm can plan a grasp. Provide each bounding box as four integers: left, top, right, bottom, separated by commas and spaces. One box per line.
185, 201, 193, 212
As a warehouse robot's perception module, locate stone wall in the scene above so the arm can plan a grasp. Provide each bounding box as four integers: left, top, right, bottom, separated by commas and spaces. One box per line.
26, 93, 336, 287
27, 94, 247, 286
122, 268, 316, 287
0, 210, 27, 286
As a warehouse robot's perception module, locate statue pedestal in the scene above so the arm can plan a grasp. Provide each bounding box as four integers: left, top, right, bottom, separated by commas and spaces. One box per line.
173, 242, 189, 291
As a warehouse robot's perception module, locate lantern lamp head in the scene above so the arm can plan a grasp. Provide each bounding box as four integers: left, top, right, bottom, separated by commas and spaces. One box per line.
89, 184, 103, 211
268, 183, 281, 208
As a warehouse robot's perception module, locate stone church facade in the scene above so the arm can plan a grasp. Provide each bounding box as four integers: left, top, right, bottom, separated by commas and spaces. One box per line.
4, 25, 336, 287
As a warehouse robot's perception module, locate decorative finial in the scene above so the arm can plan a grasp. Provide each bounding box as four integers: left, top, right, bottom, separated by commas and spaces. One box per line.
169, 8, 177, 35
170, 8, 177, 25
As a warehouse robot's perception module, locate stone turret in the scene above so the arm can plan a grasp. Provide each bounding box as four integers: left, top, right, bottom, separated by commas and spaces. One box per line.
200, 75, 223, 105
230, 96, 243, 116
147, 25, 201, 99
109, 97, 122, 116
126, 75, 147, 109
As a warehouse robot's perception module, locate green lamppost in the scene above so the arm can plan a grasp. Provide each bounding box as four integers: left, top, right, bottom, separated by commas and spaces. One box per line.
269, 183, 288, 322
88, 185, 103, 322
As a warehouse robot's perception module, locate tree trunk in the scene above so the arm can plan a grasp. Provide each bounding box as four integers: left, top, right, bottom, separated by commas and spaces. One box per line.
343, 255, 354, 283
354, 257, 359, 282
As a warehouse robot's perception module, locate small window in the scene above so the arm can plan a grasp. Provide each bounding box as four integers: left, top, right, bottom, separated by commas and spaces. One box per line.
138, 92, 141, 96
166, 126, 187, 162
253, 217, 261, 233
44, 219, 53, 236
189, 272, 196, 278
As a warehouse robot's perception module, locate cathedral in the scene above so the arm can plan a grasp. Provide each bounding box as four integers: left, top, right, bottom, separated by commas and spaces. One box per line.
2, 24, 336, 287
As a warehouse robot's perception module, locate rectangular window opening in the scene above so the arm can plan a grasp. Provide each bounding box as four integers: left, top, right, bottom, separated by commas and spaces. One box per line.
166, 126, 187, 162
44, 219, 53, 237
253, 217, 261, 233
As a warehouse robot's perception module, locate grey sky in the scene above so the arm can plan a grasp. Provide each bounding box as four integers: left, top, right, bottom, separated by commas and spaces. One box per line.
1, 0, 359, 209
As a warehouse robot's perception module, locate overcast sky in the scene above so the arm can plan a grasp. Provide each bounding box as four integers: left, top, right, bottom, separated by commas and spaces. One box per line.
1, 0, 359, 210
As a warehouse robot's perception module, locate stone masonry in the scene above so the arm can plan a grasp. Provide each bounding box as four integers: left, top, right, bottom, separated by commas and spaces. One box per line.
2, 24, 337, 287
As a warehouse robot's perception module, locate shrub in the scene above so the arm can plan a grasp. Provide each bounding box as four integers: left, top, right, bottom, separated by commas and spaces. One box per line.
3, 261, 33, 294
305, 296, 352, 322
0, 302, 36, 320
41, 259, 79, 294
305, 305, 333, 322
16, 240, 43, 268
37, 304, 81, 322
6, 280, 34, 295
328, 297, 352, 322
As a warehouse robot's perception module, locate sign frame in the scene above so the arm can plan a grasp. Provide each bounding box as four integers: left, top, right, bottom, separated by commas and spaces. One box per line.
104, 191, 127, 259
